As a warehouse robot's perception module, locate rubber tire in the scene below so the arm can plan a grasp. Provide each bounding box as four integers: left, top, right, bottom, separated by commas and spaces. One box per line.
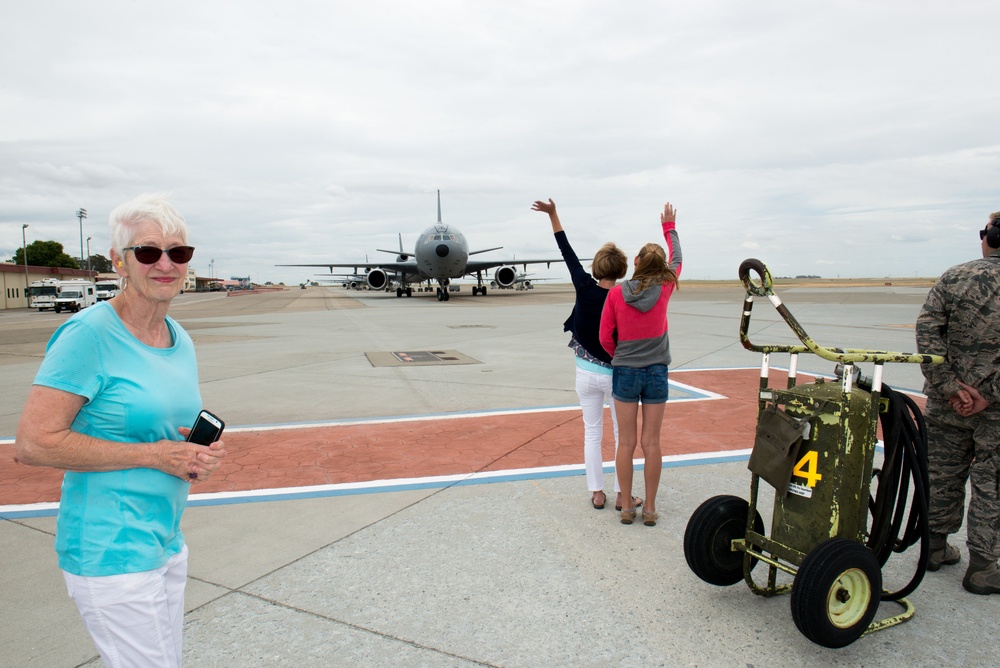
481, 286, 487, 296
684, 495, 765, 586
790, 538, 881, 649
396, 288, 402, 297
436, 289, 444, 301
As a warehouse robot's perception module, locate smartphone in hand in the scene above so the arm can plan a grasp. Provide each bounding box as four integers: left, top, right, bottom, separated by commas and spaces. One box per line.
187, 410, 225, 446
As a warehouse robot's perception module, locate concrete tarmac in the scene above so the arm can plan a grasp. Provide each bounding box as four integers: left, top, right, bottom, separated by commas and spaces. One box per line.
1, 281, 995, 667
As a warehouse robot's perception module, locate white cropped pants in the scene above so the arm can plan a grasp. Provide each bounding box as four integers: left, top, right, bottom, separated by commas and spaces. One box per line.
576, 367, 619, 493
62, 544, 188, 668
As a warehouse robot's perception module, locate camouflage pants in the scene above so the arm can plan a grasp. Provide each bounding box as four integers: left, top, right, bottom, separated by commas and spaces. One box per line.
925, 398, 1000, 561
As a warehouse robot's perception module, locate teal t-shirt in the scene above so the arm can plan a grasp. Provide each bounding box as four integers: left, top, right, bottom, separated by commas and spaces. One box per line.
33, 301, 202, 576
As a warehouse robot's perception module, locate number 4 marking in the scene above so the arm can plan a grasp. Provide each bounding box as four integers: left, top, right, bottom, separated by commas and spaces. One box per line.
793, 450, 823, 487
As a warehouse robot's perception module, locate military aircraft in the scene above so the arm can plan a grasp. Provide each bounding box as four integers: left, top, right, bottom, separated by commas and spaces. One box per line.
489, 266, 557, 291
278, 191, 563, 302
302, 255, 398, 291
320, 272, 377, 290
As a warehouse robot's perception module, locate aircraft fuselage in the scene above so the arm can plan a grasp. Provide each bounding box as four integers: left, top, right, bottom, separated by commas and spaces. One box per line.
415, 223, 470, 282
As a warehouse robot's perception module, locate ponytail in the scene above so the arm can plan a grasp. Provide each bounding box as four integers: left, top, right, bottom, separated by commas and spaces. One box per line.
630, 243, 677, 292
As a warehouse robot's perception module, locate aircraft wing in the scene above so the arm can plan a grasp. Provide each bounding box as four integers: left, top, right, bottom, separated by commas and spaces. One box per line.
463, 258, 566, 274
277, 261, 421, 275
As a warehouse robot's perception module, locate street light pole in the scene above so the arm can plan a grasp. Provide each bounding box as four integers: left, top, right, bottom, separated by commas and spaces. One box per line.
22, 224, 29, 307
86, 236, 92, 274
76, 208, 87, 271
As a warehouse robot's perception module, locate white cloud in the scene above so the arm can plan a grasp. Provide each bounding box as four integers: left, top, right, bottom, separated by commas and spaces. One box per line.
19, 162, 142, 188
1, 0, 998, 283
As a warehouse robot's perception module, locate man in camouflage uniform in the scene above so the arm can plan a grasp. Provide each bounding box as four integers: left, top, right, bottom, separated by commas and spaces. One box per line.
915, 211, 1000, 595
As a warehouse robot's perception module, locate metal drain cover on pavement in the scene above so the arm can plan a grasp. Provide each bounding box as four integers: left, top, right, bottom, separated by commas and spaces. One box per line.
365, 350, 481, 367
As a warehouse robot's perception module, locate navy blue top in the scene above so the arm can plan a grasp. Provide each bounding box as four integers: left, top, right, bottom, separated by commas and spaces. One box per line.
555, 230, 612, 365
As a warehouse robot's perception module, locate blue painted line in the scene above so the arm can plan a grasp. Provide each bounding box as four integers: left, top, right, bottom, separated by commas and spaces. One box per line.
0, 450, 753, 520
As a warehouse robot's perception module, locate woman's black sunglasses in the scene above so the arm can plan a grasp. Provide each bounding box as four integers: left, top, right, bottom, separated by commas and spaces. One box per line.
124, 245, 195, 265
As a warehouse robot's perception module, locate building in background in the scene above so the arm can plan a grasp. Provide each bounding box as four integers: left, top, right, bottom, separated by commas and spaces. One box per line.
0, 263, 96, 311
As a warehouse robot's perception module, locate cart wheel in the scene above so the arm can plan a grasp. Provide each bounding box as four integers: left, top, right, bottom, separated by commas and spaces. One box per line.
790, 538, 881, 648
684, 495, 765, 586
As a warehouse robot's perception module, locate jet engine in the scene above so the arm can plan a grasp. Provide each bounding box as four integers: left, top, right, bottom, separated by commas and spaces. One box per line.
366, 268, 389, 290
493, 266, 517, 288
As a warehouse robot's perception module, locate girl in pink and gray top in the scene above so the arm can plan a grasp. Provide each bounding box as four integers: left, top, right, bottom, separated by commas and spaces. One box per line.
600, 203, 682, 526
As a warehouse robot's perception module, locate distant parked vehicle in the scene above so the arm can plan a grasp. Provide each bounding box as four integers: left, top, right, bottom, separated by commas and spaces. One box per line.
53, 281, 97, 313
94, 279, 121, 301
28, 278, 61, 311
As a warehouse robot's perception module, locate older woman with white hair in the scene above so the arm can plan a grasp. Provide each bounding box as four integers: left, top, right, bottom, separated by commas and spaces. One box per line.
15, 193, 226, 667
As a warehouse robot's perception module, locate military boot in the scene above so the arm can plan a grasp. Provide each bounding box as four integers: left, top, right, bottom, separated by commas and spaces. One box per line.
963, 554, 1000, 595
927, 535, 961, 572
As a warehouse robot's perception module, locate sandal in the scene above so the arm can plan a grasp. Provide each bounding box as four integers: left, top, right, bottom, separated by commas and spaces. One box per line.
615, 496, 643, 512
620, 508, 637, 525
592, 491, 606, 510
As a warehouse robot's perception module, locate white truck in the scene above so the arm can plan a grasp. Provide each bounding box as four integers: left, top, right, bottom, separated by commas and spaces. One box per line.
94, 278, 121, 301
52, 280, 97, 313
28, 278, 61, 311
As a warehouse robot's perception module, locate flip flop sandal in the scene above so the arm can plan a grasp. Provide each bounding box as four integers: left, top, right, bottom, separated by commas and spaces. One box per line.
615, 496, 643, 511
592, 492, 606, 510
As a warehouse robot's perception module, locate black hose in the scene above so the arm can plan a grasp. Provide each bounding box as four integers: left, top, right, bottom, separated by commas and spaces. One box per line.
865, 383, 930, 601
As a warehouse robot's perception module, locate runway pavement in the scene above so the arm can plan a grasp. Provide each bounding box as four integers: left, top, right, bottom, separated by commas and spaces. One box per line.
2, 281, 995, 667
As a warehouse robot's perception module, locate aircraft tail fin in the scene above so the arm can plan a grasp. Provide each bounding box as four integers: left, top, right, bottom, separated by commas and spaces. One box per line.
437, 189, 442, 223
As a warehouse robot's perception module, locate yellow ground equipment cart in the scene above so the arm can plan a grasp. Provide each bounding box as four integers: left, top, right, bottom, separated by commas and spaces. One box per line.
683, 259, 944, 648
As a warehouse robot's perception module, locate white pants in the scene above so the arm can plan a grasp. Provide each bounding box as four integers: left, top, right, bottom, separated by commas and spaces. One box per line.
576, 367, 619, 493
63, 544, 188, 668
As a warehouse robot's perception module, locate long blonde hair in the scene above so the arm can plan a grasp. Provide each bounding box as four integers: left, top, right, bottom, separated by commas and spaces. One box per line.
630, 242, 678, 293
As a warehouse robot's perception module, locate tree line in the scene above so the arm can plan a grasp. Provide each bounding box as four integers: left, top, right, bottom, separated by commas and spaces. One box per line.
9, 240, 112, 274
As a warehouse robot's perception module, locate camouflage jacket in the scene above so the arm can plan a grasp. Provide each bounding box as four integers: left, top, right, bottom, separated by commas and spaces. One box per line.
915, 250, 1000, 403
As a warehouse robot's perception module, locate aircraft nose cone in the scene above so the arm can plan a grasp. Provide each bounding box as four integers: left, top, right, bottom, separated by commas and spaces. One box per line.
436, 244, 450, 258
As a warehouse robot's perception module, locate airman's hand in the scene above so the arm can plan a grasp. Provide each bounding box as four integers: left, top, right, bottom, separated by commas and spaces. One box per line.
948, 389, 971, 414
661, 203, 676, 224
952, 381, 990, 416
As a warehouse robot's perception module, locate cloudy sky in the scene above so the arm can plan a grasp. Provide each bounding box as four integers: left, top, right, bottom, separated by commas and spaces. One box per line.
2, 1, 998, 286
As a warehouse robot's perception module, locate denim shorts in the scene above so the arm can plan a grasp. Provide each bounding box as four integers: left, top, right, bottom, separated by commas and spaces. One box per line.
612, 364, 669, 404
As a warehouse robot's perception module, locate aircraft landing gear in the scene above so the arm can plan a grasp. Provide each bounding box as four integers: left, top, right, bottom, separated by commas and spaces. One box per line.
396, 287, 403, 297
472, 285, 487, 296
437, 287, 449, 302
406, 287, 412, 297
